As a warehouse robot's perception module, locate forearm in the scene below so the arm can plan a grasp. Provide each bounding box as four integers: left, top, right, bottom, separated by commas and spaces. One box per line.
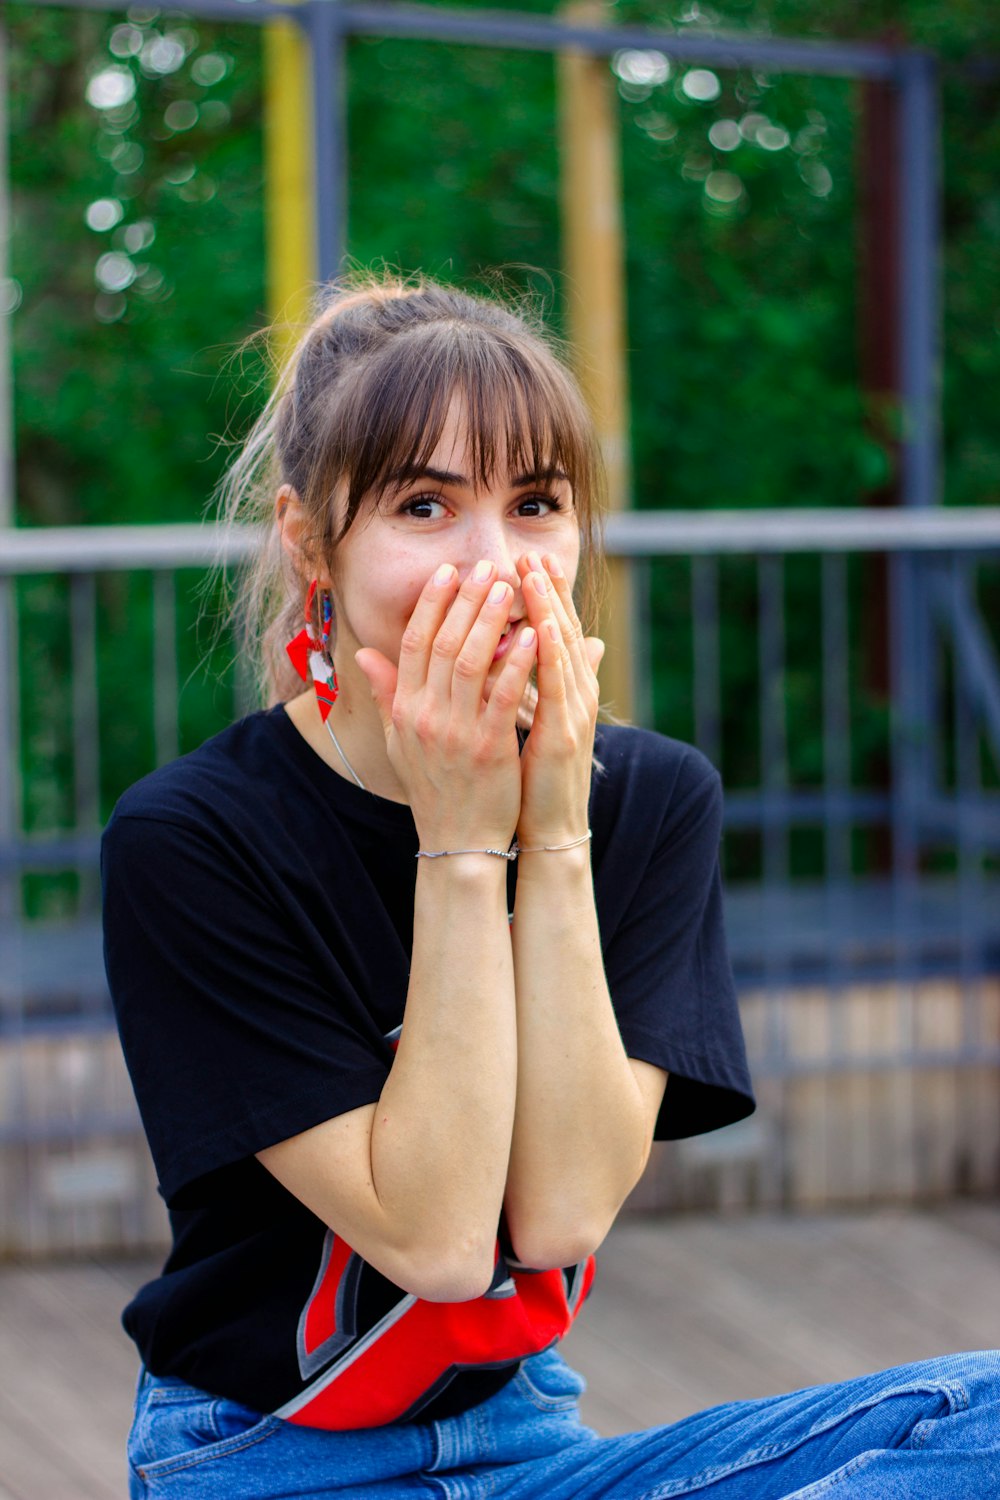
371, 856, 517, 1296
505, 849, 654, 1268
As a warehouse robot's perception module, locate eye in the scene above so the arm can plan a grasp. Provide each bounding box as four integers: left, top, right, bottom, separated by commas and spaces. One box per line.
515, 493, 565, 518
400, 494, 448, 520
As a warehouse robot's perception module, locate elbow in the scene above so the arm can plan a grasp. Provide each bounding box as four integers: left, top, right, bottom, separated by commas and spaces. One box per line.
508, 1220, 608, 1273
390, 1237, 499, 1304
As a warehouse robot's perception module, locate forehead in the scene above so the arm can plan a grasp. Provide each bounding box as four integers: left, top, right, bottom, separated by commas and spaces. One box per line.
409, 396, 563, 490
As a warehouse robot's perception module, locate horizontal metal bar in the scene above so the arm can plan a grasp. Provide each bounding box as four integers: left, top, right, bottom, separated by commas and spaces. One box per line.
748, 1045, 1000, 1080
604, 509, 1000, 555
21, 0, 288, 19
724, 790, 891, 826
0, 1112, 141, 1145
337, 3, 902, 77
0, 835, 101, 872
18, 0, 905, 76
4, 510, 1000, 575
0, 524, 260, 574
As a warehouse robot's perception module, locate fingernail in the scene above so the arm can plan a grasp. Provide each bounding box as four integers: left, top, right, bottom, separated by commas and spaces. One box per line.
434, 564, 455, 586
546, 554, 564, 578
529, 552, 543, 573
488, 580, 508, 605
473, 560, 493, 584
546, 620, 560, 642
518, 627, 536, 651
533, 572, 548, 594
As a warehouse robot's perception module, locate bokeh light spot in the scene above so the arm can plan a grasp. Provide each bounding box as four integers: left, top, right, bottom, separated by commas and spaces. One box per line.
163, 156, 196, 186
95, 292, 127, 323
109, 24, 144, 58
85, 198, 124, 232
111, 141, 144, 174
86, 67, 136, 111
708, 120, 741, 152
799, 159, 833, 196
705, 170, 743, 203
95, 252, 136, 293
191, 52, 231, 87
123, 219, 155, 253
141, 34, 186, 76
164, 99, 199, 132
0, 278, 22, 315
757, 124, 790, 152
681, 69, 721, 103
612, 50, 670, 88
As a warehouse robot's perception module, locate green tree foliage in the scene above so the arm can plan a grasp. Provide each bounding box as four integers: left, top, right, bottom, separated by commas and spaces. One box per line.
7, 0, 1000, 906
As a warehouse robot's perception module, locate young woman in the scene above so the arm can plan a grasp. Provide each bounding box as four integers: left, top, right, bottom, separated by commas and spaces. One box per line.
103, 277, 999, 1499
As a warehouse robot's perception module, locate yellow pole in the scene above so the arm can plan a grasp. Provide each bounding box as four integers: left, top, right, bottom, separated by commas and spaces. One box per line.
557, 1, 634, 721
262, 10, 317, 361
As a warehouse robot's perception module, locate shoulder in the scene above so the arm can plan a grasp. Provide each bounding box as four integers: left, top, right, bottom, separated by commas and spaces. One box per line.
103, 711, 281, 849
592, 723, 720, 816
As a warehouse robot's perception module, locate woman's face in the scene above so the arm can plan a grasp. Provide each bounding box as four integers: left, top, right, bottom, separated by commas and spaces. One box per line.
329, 400, 582, 695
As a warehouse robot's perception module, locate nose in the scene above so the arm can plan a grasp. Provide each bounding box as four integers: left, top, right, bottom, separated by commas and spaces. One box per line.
461, 517, 520, 595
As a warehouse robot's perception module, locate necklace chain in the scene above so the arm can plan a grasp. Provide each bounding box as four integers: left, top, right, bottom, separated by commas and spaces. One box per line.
324, 716, 367, 791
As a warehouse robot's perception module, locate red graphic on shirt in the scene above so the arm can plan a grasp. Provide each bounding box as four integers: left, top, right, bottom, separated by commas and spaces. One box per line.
284, 1235, 594, 1429
279, 1022, 595, 1429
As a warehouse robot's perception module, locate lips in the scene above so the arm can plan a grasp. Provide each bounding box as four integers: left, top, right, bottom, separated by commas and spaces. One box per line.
492, 618, 523, 661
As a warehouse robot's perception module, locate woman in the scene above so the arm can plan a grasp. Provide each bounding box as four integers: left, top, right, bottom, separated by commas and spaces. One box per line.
103, 276, 999, 1498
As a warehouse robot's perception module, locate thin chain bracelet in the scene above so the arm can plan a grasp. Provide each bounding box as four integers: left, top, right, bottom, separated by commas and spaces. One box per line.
415, 846, 518, 861
415, 830, 593, 861
513, 830, 592, 854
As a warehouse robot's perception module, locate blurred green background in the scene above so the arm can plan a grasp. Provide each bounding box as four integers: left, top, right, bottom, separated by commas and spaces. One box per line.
8, 0, 1000, 913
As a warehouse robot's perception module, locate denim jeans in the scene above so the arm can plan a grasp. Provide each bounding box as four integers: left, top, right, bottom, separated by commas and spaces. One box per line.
127, 1344, 1000, 1499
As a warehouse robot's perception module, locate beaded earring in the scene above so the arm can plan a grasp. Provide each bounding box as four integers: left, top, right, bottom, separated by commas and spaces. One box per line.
286, 579, 340, 721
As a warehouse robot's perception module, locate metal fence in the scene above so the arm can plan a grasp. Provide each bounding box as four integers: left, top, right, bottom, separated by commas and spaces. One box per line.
1, 511, 999, 1236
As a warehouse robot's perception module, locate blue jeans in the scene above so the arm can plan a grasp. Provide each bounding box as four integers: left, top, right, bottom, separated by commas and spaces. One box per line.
127, 1344, 1000, 1498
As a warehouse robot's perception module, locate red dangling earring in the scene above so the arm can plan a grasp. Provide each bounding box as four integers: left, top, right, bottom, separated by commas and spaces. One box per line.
286, 579, 340, 721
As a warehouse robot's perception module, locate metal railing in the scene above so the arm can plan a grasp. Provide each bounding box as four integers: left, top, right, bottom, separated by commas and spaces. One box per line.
1, 510, 999, 1227
1, 509, 999, 1034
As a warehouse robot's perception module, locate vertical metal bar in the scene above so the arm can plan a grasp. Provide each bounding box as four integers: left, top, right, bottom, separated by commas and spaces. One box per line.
0, 574, 19, 922
0, 23, 17, 925
304, 0, 347, 280
70, 573, 100, 915
951, 555, 981, 1029
888, 549, 921, 1027
822, 552, 851, 1012
628, 556, 652, 729
692, 554, 721, 770
153, 571, 179, 768
759, 554, 788, 888
757, 552, 789, 1202
896, 50, 942, 510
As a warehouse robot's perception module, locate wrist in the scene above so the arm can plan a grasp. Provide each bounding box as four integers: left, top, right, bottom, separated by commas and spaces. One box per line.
514, 824, 591, 851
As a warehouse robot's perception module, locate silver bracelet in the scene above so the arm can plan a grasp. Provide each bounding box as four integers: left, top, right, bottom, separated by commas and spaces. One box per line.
513, 830, 592, 854
415, 846, 517, 861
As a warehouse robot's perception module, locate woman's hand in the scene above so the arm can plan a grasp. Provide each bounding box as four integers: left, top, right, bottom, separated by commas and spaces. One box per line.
355, 560, 539, 850
516, 551, 605, 847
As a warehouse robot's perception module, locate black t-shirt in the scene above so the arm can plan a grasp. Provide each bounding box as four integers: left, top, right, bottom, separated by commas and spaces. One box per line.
101, 706, 754, 1427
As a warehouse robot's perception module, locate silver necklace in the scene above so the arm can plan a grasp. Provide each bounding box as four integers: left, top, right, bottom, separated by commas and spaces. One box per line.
324, 716, 367, 791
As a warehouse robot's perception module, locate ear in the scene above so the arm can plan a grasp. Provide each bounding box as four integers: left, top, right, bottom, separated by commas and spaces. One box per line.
277, 486, 333, 593
276, 485, 309, 570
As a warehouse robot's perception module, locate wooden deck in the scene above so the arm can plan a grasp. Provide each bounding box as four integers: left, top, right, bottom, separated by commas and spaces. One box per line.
2, 1205, 999, 1499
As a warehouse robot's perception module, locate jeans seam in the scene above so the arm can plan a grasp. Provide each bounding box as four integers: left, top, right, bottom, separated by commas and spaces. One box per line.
908, 1379, 968, 1450
136, 1419, 281, 1480
634, 1379, 971, 1500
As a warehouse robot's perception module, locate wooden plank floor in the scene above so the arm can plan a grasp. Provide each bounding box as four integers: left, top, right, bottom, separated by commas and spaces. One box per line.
2, 1206, 998, 1499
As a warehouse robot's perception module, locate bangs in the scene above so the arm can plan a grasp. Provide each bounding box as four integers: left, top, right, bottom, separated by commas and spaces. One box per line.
326, 322, 598, 531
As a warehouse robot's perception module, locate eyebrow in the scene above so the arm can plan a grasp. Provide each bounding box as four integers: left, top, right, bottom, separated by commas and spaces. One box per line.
385, 464, 569, 490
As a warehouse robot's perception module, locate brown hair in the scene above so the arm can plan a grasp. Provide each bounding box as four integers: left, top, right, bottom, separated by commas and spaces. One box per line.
216, 273, 607, 705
